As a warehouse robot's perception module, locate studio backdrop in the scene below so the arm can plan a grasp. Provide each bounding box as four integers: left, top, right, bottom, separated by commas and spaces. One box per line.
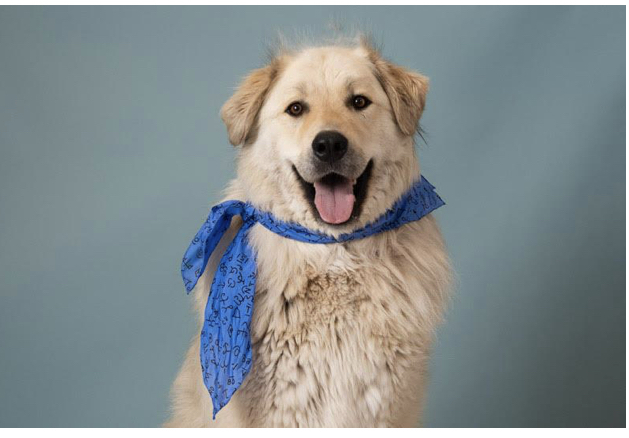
0, 6, 625, 427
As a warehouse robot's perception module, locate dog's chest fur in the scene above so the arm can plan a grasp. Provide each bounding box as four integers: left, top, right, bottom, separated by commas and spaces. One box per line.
231, 218, 449, 427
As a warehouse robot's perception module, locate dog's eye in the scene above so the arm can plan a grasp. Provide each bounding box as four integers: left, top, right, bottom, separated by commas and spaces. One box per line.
351, 95, 371, 111
286, 102, 304, 117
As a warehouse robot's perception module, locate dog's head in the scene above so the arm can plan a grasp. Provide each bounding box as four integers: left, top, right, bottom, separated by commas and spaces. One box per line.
221, 41, 429, 233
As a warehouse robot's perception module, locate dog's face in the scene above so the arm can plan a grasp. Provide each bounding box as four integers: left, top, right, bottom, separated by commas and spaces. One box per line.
221, 44, 429, 233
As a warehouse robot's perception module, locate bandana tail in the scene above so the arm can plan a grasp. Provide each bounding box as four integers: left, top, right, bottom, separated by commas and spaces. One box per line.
200, 220, 257, 419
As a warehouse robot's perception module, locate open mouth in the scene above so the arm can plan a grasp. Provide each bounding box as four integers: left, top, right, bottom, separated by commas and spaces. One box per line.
293, 160, 373, 225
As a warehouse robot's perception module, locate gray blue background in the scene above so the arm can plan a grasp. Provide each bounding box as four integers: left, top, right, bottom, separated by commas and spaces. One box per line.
0, 6, 624, 427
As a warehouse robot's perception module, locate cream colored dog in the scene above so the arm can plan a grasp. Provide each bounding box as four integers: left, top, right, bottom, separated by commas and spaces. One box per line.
166, 39, 451, 428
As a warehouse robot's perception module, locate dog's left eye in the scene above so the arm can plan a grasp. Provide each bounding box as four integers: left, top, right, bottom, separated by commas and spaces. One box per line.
351, 95, 371, 111
286, 101, 305, 117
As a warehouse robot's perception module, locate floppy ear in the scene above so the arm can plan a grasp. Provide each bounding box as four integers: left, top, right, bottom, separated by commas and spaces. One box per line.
220, 63, 279, 146
370, 55, 430, 137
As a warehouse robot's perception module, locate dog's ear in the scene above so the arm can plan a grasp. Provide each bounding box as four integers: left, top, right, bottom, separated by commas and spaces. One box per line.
365, 46, 429, 136
220, 62, 279, 146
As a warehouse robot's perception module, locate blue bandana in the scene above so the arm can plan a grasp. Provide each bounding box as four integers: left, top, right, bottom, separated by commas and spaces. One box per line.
181, 175, 444, 418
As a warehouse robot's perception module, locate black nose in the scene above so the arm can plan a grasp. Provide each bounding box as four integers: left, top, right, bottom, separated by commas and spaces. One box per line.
312, 131, 348, 163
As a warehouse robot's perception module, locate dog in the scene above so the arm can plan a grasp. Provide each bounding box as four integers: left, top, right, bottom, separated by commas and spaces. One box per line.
165, 38, 451, 428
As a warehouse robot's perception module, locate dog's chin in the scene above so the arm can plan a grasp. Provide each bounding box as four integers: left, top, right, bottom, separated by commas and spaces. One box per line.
292, 160, 373, 227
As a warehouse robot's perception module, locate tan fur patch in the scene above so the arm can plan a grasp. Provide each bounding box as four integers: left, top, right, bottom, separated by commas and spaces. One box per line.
363, 42, 429, 136
220, 57, 284, 146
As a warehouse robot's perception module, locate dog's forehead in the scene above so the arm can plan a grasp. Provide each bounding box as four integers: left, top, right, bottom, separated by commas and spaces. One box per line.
279, 46, 376, 91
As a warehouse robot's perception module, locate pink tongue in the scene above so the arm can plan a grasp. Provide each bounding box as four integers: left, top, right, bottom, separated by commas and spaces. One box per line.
313, 179, 355, 224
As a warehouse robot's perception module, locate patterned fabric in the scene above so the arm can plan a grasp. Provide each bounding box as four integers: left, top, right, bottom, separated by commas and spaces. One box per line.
181, 176, 445, 418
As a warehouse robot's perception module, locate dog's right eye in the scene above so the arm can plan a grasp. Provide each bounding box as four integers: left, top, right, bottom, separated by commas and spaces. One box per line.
286, 102, 304, 117
351, 95, 371, 111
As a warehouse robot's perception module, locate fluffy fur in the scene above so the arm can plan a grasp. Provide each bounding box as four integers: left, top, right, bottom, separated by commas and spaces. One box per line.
166, 39, 451, 428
